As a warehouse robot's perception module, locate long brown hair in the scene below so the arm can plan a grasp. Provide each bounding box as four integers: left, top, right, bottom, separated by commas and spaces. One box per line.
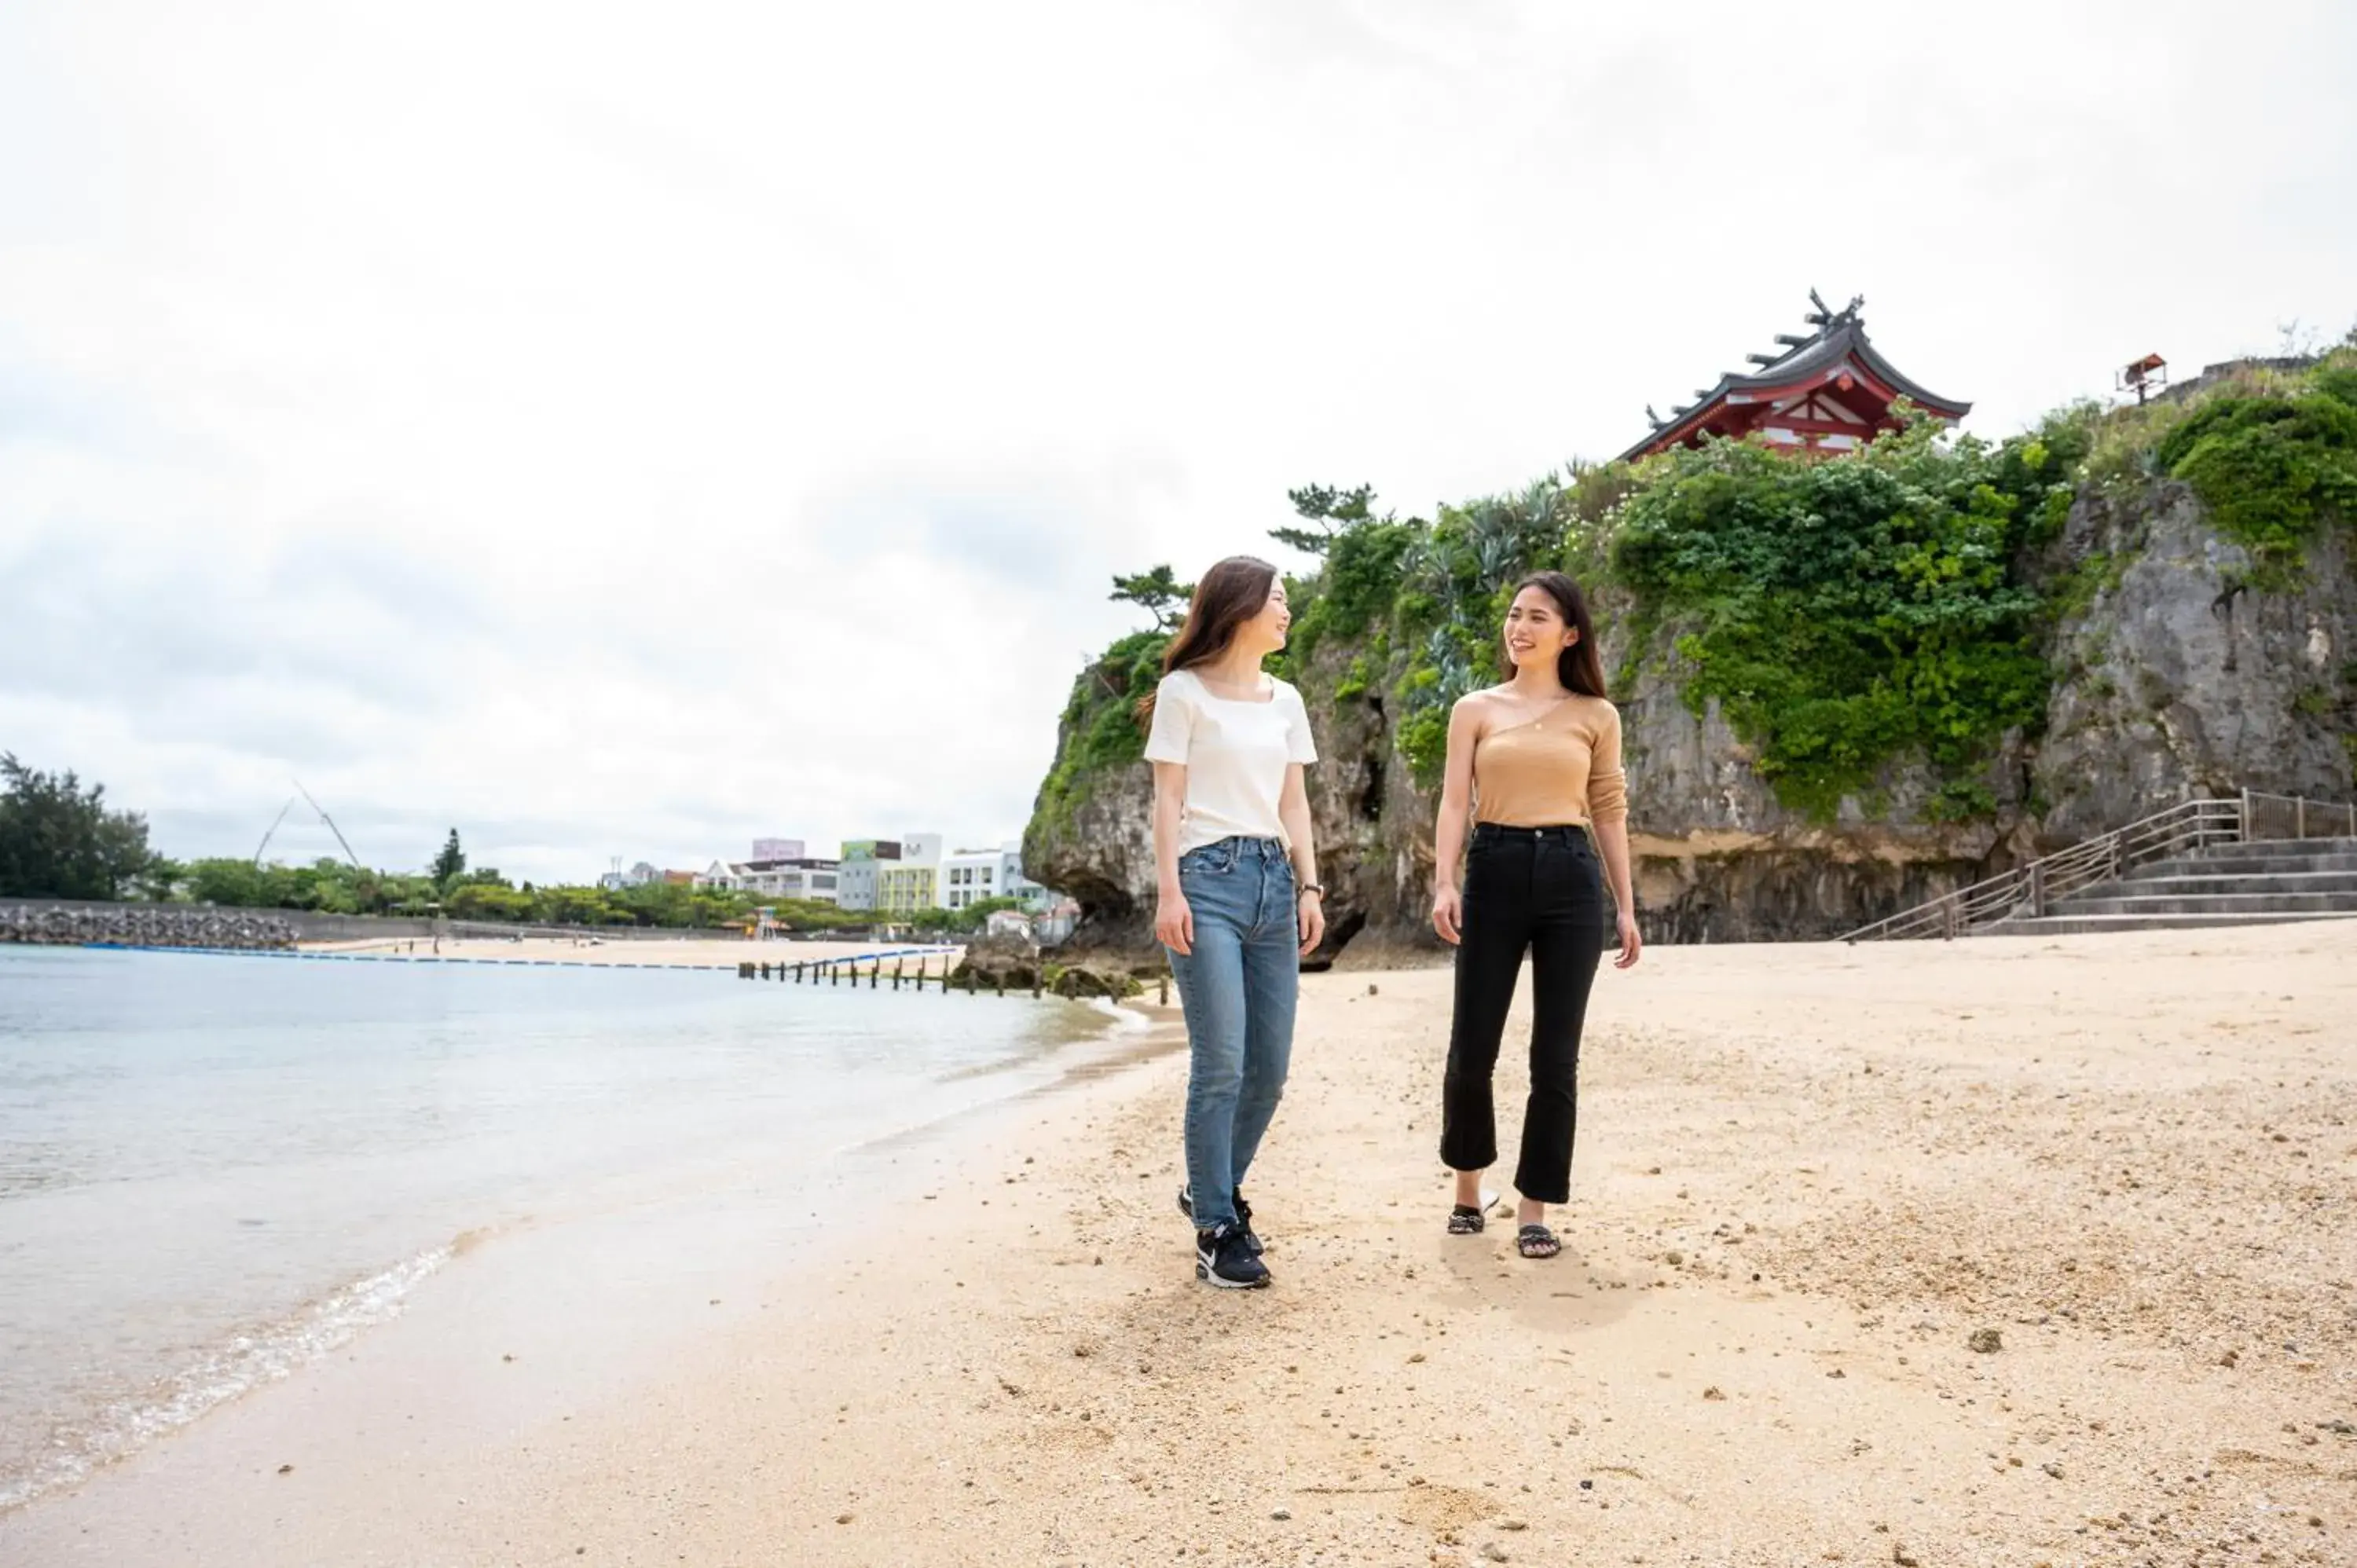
1136, 555, 1280, 720
1508, 571, 1608, 698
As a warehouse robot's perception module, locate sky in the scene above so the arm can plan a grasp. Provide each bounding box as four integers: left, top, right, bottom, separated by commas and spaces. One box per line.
2, 0, 2352, 885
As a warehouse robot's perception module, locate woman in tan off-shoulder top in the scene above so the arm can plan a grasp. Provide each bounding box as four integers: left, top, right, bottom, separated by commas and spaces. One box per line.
1428, 571, 1640, 1259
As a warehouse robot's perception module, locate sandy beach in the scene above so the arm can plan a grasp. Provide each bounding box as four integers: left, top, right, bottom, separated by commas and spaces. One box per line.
9, 921, 2355, 1566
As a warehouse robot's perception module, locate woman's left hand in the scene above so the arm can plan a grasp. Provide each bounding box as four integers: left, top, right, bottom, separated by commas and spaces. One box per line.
1613, 909, 1643, 969
1298, 890, 1327, 957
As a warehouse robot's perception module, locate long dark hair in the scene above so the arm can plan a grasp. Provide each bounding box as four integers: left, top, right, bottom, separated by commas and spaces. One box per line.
1136, 555, 1280, 720
1508, 571, 1608, 698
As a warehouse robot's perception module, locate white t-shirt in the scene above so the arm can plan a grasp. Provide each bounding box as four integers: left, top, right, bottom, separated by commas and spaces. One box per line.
1143, 668, 1318, 854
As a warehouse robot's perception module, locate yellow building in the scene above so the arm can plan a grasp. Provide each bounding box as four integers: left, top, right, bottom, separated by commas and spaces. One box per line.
876, 863, 938, 914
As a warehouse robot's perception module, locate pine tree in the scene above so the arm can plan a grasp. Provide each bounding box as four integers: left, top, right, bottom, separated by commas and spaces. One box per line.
431, 830, 467, 888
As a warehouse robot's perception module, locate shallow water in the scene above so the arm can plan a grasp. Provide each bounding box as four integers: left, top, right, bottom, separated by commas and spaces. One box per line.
0, 944, 1113, 1511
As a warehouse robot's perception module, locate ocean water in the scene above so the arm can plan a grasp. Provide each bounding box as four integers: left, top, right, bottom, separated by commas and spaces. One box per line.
0, 944, 1124, 1514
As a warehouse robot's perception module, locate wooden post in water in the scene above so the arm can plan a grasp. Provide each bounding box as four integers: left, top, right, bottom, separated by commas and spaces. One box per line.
759, 961, 769, 980
870, 962, 879, 990
966, 965, 977, 996
1032, 969, 1043, 999
830, 962, 839, 987
1160, 975, 1169, 1006
738, 961, 753, 979
994, 972, 1005, 998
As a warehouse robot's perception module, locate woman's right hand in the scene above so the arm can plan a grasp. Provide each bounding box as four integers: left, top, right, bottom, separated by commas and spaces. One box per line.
1431, 882, 1463, 946
1156, 888, 1194, 956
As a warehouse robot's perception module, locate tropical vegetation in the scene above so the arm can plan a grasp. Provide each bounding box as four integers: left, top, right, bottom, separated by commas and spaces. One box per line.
1037, 339, 2357, 826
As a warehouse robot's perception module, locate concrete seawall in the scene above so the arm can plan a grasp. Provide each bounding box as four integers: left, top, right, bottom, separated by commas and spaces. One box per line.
1, 900, 299, 951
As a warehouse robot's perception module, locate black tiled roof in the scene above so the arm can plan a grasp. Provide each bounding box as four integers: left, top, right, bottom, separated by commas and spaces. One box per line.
1618, 298, 1969, 463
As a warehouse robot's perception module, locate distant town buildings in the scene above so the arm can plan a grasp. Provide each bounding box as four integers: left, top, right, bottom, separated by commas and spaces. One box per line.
619, 830, 1056, 928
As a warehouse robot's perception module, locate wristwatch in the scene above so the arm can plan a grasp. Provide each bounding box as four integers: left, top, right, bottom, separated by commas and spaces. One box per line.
1299, 883, 1325, 897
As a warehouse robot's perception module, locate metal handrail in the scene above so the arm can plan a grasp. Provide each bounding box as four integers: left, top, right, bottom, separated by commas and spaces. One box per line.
1836, 789, 2356, 942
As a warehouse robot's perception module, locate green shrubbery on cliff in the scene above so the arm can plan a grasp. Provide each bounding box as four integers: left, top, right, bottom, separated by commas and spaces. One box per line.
1036, 349, 2357, 831
1609, 418, 2072, 818
2154, 361, 2357, 588
1031, 628, 1170, 833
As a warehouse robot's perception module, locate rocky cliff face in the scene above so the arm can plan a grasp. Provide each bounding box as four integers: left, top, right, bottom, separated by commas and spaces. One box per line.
2032, 482, 2355, 839
1025, 479, 2355, 958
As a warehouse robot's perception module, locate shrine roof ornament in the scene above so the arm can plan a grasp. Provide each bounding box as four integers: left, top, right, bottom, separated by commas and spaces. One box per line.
1618, 291, 1970, 463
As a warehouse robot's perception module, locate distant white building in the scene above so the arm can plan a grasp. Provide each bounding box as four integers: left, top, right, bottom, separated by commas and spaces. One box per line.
942, 841, 1050, 912
736, 857, 840, 903
750, 837, 805, 863
1035, 896, 1081, 946
596, 859, 662, 892
696, 856, 840, 902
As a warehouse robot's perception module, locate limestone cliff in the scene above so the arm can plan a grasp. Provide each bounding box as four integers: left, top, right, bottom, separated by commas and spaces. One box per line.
1025, 378, 2356, 957
2032, 483, 2355, 838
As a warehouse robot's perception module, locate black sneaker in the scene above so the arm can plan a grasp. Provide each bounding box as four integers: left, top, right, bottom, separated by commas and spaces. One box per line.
1177, 1185, 1262, 1255
1195, 1224, 1270, 1289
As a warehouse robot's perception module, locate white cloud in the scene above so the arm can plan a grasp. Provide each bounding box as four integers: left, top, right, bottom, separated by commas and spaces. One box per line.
2, 0, 2351, 881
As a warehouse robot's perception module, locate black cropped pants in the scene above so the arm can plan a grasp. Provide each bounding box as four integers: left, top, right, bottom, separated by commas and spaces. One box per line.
1439, 822, 1608, 1204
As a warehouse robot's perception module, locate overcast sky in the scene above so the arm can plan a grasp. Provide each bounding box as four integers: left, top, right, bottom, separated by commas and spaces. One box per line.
2, 1, 2351, 884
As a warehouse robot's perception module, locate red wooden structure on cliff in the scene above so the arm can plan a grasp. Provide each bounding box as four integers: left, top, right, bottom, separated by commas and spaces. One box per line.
1617, 291, 1970, 463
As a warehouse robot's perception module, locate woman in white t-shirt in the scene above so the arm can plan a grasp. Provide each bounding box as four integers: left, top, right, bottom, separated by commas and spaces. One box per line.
1142, 556, 1323, 1291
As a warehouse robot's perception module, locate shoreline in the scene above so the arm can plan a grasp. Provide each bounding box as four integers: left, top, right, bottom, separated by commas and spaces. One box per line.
0, 953, 1157, 1537
5, 924, 2352, 1564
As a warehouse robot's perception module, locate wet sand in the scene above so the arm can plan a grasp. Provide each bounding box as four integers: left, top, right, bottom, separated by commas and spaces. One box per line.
9, 922, 2354, 1566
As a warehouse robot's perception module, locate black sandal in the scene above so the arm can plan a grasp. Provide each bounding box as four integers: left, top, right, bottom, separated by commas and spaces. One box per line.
1517, 1223, 1562, 1259
1447, 1204, 1486, 1235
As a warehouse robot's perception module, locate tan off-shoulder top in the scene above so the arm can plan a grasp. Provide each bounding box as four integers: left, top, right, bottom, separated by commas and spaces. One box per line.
1472, 694, 1629, 827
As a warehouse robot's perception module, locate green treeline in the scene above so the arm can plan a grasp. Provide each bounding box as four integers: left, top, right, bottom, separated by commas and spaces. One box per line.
1038, 345, 2356, 829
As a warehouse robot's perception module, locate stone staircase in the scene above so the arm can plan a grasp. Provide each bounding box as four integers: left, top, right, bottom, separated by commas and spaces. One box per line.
1839, 792, 2357, 943
1987, 836, 2357, 937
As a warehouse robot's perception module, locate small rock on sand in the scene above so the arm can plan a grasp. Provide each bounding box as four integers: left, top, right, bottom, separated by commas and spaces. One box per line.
1969, 1328, 2003, 1354
1271, 1507, 1292, 1520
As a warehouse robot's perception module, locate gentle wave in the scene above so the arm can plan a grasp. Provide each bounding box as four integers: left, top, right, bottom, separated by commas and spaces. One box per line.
1087, 996, 1155, 1032
0, 1243, 453, 1514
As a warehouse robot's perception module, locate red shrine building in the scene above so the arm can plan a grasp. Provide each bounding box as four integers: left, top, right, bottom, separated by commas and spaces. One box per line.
1618, 291, 1970, 463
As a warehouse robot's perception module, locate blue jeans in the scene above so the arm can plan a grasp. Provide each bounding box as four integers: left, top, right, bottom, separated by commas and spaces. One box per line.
1166, 836, 1299, 1233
